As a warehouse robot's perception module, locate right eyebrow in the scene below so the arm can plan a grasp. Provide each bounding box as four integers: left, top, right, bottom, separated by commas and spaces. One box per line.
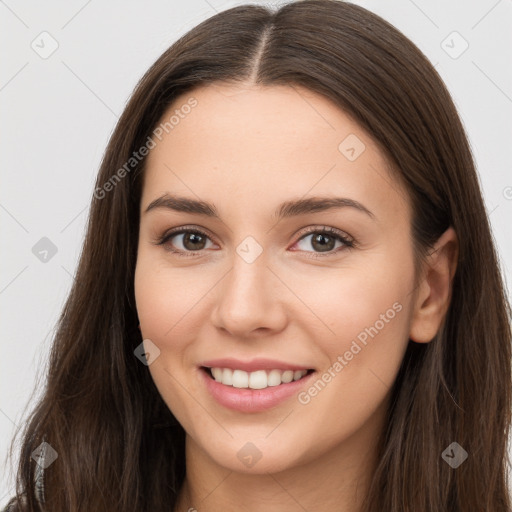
144, 194, 219, 217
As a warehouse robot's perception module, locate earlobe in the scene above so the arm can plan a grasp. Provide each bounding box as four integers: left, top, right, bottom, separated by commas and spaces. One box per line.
409, 227, 459, 343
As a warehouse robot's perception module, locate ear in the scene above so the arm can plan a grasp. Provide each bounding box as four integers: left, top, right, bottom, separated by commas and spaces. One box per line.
409, 227, 459, 343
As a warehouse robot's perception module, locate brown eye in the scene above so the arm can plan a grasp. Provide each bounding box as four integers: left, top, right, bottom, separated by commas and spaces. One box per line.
180, 232, 208, 251
157, 228, 215, 255
293, 226, 354, 257
309, 233, 337, 252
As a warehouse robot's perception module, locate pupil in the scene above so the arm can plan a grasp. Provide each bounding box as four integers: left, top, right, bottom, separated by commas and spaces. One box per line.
185, 233, 205, 250
312, 233, 334, 252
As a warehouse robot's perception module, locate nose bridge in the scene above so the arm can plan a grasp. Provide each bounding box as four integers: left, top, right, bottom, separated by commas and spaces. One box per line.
212, 240, 285, 336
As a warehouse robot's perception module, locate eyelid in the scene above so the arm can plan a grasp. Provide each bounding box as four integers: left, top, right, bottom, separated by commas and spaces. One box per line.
152, 225, 218, 251
165, 225, 217, 242
295, 225, 354, 244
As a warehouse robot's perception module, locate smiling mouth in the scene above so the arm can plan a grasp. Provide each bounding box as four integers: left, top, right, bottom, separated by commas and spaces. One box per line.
201, 366, 315, 390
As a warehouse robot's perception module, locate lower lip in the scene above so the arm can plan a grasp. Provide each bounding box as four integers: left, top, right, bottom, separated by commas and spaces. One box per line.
200, 368, 315, 413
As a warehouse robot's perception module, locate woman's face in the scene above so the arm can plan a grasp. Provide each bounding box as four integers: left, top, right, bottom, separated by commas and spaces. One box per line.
134, 83, 418, 475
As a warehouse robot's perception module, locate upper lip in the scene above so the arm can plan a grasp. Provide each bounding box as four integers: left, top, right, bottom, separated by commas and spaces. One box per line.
200, 357, 314, 372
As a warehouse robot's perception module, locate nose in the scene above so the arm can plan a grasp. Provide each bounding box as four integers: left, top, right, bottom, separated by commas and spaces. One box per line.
210, 248, 287, 338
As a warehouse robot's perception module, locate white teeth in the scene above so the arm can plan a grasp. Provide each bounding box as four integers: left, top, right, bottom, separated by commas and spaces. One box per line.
249, 370, 267, 389
223, 368, 233, 385
208, 367, 309, 389
232, 369, 249, 388
211, 368, 223, 381
281, 370, 294, 383
267, 369, 282, 387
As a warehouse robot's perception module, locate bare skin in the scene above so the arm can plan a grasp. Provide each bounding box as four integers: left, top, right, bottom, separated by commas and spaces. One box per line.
134, 82, 458, 512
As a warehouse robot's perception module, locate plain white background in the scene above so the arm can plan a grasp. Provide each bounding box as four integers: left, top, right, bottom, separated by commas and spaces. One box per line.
1, 0, 511, 505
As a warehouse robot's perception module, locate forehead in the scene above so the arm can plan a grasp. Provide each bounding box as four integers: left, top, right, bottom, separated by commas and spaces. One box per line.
141, 83, 410, 225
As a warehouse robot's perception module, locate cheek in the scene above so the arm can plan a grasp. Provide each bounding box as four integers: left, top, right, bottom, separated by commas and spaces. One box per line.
290, 280, 408, 451
134, 254, 208, 344
278, 251, 413, 354
290, 259, 413, 443
324, 277, 409, 353
288, 255, 414, 404
134, 256, 208, 431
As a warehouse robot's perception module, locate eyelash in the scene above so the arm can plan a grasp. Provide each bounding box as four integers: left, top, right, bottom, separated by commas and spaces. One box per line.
153, 225, 355, 259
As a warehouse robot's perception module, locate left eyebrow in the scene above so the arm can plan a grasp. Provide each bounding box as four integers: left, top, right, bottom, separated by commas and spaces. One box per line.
275, 196, 375, 220
143, 194, 376, 220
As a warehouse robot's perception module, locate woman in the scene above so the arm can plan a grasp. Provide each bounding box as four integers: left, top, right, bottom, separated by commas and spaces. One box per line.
4, 0, 511, 510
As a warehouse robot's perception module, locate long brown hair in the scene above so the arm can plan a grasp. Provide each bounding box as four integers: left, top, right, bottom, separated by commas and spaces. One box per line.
6, 1, 511, 510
